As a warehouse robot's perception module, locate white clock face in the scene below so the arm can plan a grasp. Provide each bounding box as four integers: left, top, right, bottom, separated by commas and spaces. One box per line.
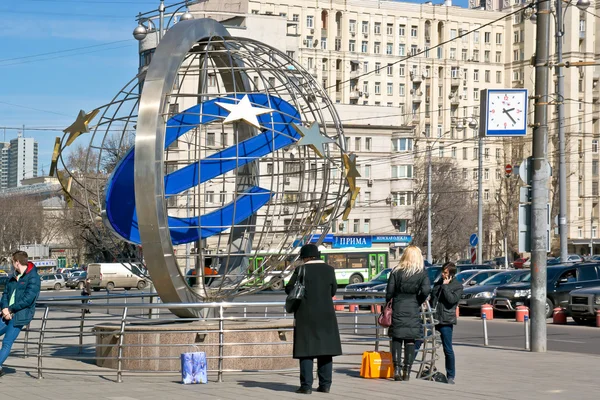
487, 91, 527, 131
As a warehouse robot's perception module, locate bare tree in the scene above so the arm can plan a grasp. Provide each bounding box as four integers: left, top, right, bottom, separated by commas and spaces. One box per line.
0, 195, 45, 258
412, 157, 478, 262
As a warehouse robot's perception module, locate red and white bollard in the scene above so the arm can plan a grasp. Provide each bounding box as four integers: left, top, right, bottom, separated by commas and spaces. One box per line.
456, 306, 460, 318
552, 307, 567, 324
481, 304, 494, 321
515, 306, 529, 322
349, 304, 358, 312
596, 310, 600, 328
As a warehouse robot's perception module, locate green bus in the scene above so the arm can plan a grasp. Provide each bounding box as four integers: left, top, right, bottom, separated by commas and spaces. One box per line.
246, 247, 389, 290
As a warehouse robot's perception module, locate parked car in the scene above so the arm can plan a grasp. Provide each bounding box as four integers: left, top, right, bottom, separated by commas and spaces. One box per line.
460, 270, 530, 310
66, 272, 87, 290
493, 264, 600, 318
456, 259, 471, 265
40, 274, 67, 290
568, 285, 600, 325
512, 258, 529, 269
344, 268, 392, 307
0, 276, 9, 292
455, 269, 502, 287
565, 254, 584, 263
88, 263, 148, 291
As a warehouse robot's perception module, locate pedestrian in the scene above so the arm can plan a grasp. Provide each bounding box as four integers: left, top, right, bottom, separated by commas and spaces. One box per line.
285, 244, 342, 394
0, 251, 41, 377
430, 262, 462, 385
81, 278, 91, 314
385, 245, 431, 382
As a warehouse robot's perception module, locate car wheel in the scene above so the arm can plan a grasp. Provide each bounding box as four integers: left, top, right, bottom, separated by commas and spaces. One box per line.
269, 279, 283, 291
78, 282, 84, 290
545, 298, 554, 319
106, 282, 115, 291
54, 283, 61, 290
137, 281, 147, 290
349, 274, 364, 284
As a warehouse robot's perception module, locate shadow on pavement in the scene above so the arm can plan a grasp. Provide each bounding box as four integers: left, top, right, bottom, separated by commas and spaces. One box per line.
237, 380, 298, 392
333, 368, 361, 378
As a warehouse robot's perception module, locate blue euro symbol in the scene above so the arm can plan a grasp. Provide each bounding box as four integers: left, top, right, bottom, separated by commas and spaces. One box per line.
104, 94, 301, 245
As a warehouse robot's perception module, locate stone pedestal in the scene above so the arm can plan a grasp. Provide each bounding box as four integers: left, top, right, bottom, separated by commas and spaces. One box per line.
94, 319, 296, 371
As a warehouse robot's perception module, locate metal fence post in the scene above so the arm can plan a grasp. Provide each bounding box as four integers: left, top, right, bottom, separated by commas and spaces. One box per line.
524, 315, 530, 351
79, 308, 86, 354
116, 307, 128, 383
354, 305, 359, 334
374, 315, 380, 352
37, 306, 50, 379
218, 305, 224, 383
23, 324, 29, 358
482, 313, 489, 346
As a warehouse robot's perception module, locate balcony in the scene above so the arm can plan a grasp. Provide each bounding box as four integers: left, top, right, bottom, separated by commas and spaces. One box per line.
411, 114, 420, 124
411, 90, 423, 102
450, 76, 460, 86
450, 95, 461, 107
308, 67, 318, 77
410, 72, 422, 83
350, 91, 360, 100
321, 28, 328, 37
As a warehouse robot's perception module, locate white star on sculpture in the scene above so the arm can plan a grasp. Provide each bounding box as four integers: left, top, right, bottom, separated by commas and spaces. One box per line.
215, 95, 273, 129
292, 122, 335, 158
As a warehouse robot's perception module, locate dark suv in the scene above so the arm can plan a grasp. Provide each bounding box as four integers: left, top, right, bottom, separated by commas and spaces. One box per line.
493, 264, 600, 318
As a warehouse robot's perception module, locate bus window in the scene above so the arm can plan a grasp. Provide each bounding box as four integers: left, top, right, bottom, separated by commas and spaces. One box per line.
327, 254, 346, 269
378, 254, 387, 273
347, 255, 367, 269
368, 255, 377, 279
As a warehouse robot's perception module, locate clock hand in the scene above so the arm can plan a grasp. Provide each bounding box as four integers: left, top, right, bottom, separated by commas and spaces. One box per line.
504, 108, 515, 112
504, 110, 517, 124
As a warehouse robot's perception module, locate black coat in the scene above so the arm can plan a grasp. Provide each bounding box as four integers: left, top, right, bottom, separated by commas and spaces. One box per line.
385, 269, 431, 340
285, 261, 342, 359
430, 278, 463, 325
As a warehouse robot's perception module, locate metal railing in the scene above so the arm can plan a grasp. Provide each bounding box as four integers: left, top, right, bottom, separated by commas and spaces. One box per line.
11, 292, 439, 383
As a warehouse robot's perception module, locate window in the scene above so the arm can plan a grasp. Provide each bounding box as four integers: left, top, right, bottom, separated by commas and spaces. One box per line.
473, 50, 479, 61
364, 164, 371, 178
393, 192, 413, 206
496, 51, 502, 63
411, 45, 418, 55
349, 40, 356, 52
292, 14, 299, 22
474, 69, 479, 81
593, 160, 598, 176
399, 83, 405, 96
496, 169, 501, 179
387, 82, 393, 95
496, 148, 501, 159
452, 147, 457, 158
462, 49, 468, 61
375, 82, 381, 94
463, 147, 467, 160
307, 57, 314, 69
363, 61, 368, 73
349, 19, 356, 33
364, 191, 371, 202
411, 26, 418, 37
399, 24, 405, 36
386, 23, 393, 35
485, 70, 490, 83
451, 67, 459, 78
206, 132, 215, 146
387, 64, 393, 75
362, 81, 369, 93
321, 38, 327, 50
496, 33, 502, 44
364, 219, 370, 233
362, 21, 369, 34
307, 15, 314, 28
391, 165, 413, 178
392, 138, 413, 152
449, 48, 456, 59
374, 22, 381, 34
473, 88, 480, 100
361, 41, 368, 52
205, 191, 214, 203
473, 169, 478, 180
579, 266, 598, 281
437, 124, 443, 137
375, 62, 381, 74
513, 50, 519, 61
484, 168, 490, 180
450, 29, 457, 39
399, 44, 406, 56
484, 148, 489, 160
474, 147, 478, 159
354, 137, 361, 152
438, 145, 445, 158
484, 189, 489, 200
496, 71, 502, 83
462, 168, 467, 179
374, 42, 381, 53
473, 31, 479, 44
593, 139, 598, 153
386, 43, 393, 55
353, 219, 360, 233
484, 51, 490, 63
398, 64, 405, 77
578, 227, 583, 238
484, 32, 491, 43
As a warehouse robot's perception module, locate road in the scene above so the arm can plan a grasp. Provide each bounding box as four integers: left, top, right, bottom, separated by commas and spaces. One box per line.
37, 288, 600, 355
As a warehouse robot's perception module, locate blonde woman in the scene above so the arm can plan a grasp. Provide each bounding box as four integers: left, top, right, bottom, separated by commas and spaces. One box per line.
385, 246, 431, 382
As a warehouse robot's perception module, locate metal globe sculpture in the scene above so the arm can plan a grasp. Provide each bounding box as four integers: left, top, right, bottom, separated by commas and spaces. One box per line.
54, 18, 353, 317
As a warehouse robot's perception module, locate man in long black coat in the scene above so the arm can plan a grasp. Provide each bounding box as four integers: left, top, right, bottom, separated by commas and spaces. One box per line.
285, 244, 342, 395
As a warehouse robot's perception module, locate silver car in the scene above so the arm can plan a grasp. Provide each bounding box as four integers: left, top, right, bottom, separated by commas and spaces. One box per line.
40, 274, 67, 290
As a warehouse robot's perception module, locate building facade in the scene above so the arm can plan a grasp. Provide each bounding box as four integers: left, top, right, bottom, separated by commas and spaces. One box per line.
0, 142, 9, 190
7, 134, 39, 188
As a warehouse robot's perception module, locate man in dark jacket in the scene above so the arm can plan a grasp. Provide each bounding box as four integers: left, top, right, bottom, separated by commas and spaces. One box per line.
285, 244, 342, 395
430, 262, 462, 384
0, 251, 41, 376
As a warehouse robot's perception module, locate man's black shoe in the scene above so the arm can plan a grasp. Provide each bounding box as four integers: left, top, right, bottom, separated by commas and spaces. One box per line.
316, 386, 330, 393
295, 387, 312, 394
0, 368, 6, 377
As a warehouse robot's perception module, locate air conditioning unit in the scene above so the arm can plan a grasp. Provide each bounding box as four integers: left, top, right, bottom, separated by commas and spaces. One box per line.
284, 206, 290, 214
359, 91, 363, 96
310, 28, 314, 34
303, 39, 309, 46
463, 80, 467, 86
351, 32, 355, 37
410, 89, 415, 94
365, 92, 369, 98
284, 177, 291, 184
314, 40, 319, 47
422, 70, 429, 78
363, 33, 368, 38
367, 179, 373, 187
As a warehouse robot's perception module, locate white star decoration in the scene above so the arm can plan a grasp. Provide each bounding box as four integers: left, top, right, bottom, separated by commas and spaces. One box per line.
215, 95, 273, 129
292, 122, 335, 158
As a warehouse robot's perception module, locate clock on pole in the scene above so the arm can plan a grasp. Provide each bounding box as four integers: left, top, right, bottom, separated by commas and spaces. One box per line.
479, 89, 528, 137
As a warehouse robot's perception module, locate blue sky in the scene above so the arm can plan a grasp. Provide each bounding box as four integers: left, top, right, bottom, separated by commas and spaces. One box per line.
0, 0, 467, 174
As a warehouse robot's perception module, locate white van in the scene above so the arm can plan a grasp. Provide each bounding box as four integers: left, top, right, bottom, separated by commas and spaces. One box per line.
88, 263, 148, 291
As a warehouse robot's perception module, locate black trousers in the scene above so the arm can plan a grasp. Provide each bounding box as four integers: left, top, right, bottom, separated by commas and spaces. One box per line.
299, 356, 333, 389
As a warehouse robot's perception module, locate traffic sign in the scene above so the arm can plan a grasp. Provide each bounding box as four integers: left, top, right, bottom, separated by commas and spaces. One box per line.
504, 164, 513, 175
469, 233, 478, 247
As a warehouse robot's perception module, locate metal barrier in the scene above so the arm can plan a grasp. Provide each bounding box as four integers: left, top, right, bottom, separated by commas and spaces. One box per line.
11, 292, 440, 383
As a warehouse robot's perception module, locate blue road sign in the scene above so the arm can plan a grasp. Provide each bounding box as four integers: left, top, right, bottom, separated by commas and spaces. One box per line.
469, 234, 478, 247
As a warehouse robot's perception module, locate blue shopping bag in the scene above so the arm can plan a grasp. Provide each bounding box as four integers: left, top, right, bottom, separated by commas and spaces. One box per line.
181, 351, 207, 384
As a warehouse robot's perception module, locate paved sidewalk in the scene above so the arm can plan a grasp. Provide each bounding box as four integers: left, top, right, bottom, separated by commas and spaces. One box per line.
2, 343, 598, 400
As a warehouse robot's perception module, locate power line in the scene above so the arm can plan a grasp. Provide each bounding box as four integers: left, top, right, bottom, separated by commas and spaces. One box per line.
0, 40, 132, 64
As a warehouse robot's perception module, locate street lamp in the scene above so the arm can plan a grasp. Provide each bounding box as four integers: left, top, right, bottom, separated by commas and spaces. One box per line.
133, 1, 196, 42
457, 117, 481, 263
527, 0, 591, 262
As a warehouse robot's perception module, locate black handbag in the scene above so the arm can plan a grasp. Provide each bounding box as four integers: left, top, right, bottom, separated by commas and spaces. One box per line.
285, 265, 305, 313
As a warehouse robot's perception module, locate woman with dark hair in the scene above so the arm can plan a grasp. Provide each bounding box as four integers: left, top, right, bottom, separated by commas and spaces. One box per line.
385, 245, 431, 382
430, 262, 463, 384
285, 244, 342, 394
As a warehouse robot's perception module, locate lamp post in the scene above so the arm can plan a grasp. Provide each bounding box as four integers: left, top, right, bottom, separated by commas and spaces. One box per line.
132, 0, 195, 42
530, 0, 590, 262
456, 118, 480, 263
